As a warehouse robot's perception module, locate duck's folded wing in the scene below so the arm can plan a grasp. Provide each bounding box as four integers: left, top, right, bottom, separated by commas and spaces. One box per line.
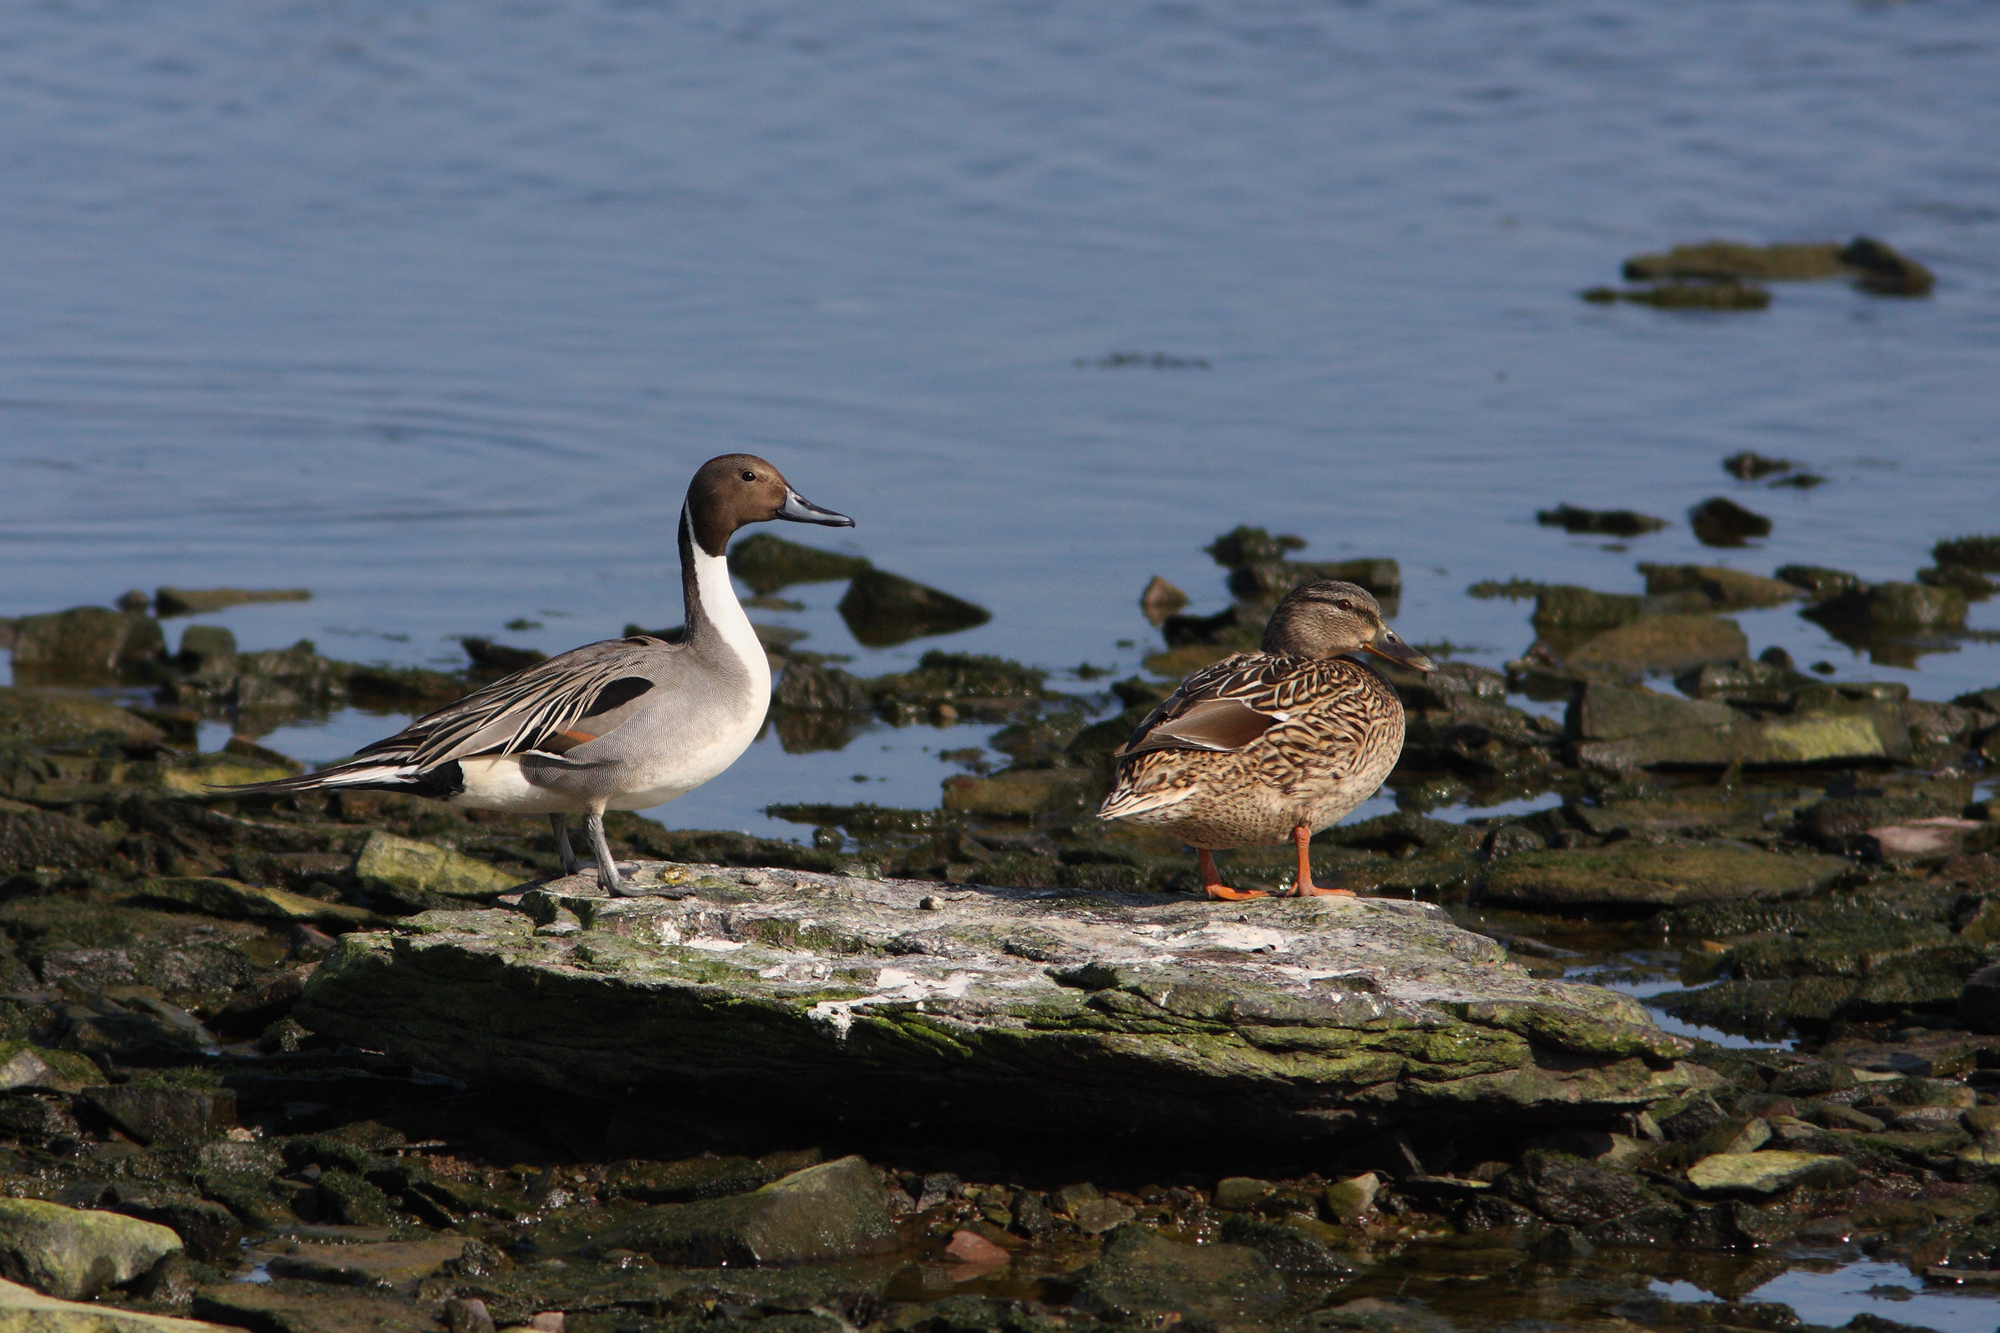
1116, 697, 1276, 758
363, 636, 674, 768
1115, 655, 1290, 759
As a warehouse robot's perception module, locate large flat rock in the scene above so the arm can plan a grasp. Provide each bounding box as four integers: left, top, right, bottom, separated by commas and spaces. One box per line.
295, 863, 1714, 1147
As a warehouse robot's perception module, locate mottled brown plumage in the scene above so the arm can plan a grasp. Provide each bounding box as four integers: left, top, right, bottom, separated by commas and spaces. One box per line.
1098, 580, 1434, 899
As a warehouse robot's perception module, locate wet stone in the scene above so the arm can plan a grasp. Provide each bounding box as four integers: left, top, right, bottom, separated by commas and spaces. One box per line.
0, 1197, 183, 1300
1685, 1151, 1857, 1196
1804, 580, 1968, 632
0, 687, 165, 748
79, 1085, 235, 1148
7, 608, 167, 687
1564, 615, 1750, 674
1688, 497, 1772, 547
194, 1278, 445, 1333
154, 587, 311, 617
1536, 504, 1666, 537
838, 569, 990, 648
1775, 563, 1862, 601
1071, 1224, 1284, 1322
1636, 563, 1800, 611
1482, 844, 1848, 910
595, 1155, 899, 1266
727, 532, 871, 595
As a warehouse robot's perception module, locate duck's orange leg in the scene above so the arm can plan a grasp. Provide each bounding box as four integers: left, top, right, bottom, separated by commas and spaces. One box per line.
1293, 825, 1354, 897
1201, 848, 1267, 901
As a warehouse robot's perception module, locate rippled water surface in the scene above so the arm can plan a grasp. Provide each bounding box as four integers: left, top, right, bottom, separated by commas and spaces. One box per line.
5, 0, 1998, 834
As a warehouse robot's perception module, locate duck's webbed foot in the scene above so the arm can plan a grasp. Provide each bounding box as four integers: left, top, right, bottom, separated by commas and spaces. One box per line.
1200, 848, 1268, 901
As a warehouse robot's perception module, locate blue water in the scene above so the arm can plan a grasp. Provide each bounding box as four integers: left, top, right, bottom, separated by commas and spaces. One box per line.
5, 0, 1999, 835
1657, 1260, 2000, 1333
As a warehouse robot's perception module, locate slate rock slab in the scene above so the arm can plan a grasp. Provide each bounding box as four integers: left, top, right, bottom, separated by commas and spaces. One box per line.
296, 863, 1712, 1146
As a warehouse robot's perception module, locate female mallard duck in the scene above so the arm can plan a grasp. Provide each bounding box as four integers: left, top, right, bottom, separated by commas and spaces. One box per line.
1098, 580, 1434, 900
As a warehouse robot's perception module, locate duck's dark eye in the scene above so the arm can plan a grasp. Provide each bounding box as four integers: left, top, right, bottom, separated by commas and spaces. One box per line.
740, 470, 757, 482
1336, 599, 1353, 612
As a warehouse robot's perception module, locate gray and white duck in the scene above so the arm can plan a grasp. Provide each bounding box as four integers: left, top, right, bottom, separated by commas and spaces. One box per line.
227, 454, 853, 893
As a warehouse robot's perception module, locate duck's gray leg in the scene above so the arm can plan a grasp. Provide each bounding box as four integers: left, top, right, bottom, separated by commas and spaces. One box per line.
550, 814, 578, 878
585, 810, 629, 895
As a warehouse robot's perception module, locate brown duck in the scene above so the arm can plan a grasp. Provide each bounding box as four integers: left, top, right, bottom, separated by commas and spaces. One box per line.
1097, 580, 1434, 900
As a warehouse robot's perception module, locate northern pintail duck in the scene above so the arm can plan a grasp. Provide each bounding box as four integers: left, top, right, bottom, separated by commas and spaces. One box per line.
229, 455, 853, 893
1097, 580, 1434, 900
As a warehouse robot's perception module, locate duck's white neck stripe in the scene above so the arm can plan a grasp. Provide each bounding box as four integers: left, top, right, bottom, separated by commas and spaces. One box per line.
684, 509, 771, 711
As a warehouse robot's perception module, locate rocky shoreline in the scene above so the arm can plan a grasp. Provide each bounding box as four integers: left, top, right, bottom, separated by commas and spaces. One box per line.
1, 515, 1998, 1331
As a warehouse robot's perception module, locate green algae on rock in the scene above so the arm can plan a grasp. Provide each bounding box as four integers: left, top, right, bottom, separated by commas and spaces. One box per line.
0, 1197, 183, 1301
295, 864, 1712, 1147
1481, 844, 1848, 910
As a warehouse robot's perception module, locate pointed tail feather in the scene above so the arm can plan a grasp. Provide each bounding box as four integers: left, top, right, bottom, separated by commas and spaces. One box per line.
211, 760, 426, 797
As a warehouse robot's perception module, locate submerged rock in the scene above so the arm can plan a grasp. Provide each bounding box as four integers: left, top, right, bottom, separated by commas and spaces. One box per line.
1624, 241, 1852, 283
1582, 283, 1771, 311
1721, 452, 1794, 481
296, 864, 1708, 1146
8, 608, 167, 687
1775, 564, 1862, 601
1138, 576, 1189, 625
1619, 237, 1933, 297
1535, 505, 1667, 537
154, 587, 310, 617
838, 569, 990, 647
1803, 581, 1968, 633
1564, 615, 1750, 674
1228, 557, 1401, 601
727, 533, 871, 596
1687, 498, 1771, 547
1935, 534, 2000, 573
1636, 564, 1800, 611
0, 1197, 182, 1300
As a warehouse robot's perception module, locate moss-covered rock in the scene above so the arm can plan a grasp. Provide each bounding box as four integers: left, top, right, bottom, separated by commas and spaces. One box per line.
0, 1198, 182, 1300
351, 831, 517, 910
296, 864, 1713, 1148
1482, 844, 1847, 910
0, 689, 164, 752
1565, 615, 1749, 674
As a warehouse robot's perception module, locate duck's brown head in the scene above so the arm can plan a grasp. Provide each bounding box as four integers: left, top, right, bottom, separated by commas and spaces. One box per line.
1261, 580, 1435, 671
685, 454, 854, 556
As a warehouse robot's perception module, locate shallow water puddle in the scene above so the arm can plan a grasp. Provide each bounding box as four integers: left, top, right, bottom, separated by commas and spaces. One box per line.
1657, 1258, 2000, 1333
1600, 976, 1791, 1051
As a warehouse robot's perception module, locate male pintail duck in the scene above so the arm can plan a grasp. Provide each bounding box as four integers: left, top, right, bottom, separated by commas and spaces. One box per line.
1097, 580, 1433, 900
226, 455, 852, 893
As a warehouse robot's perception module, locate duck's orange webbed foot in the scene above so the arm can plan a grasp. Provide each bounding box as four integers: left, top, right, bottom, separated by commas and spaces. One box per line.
1199, 848, 1268, 901
1291, 825, 1356, 897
